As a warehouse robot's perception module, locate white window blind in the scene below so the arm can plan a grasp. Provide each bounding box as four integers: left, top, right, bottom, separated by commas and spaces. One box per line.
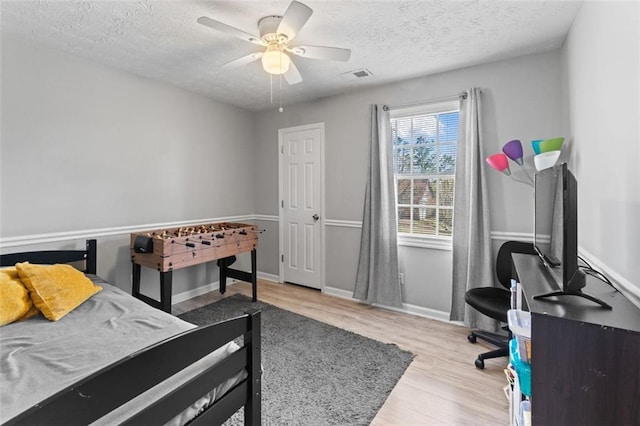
390, 101, 459, 239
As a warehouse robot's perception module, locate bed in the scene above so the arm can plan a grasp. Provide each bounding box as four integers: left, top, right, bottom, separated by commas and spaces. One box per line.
0, 239, 261, 425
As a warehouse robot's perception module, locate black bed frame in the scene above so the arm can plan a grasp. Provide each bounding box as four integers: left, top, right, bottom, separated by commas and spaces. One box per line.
0, 240, 261, 426
0, 239, 97, 274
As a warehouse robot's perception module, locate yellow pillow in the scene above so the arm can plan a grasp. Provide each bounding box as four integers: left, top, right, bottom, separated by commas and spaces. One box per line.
15, 262, 102, 321
0, 267, 39, 326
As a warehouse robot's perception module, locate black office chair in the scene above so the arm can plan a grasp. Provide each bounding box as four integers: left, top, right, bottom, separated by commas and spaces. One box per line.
465, 240, 536, 369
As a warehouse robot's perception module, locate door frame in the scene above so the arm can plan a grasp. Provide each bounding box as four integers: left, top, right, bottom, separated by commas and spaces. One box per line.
278, 122, 326, 290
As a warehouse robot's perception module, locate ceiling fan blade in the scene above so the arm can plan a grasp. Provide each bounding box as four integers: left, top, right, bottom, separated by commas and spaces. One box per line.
277, 1, 313, 41
197, 16, 264, 45
284, 61, 303, 85
289, 45, 351, 62
220, 52, 263, 68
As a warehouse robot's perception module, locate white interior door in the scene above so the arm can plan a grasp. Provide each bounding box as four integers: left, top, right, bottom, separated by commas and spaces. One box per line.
279, 123, 324, 289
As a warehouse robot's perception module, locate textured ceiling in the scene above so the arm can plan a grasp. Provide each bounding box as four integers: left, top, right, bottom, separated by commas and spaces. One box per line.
1, 0, 582, 111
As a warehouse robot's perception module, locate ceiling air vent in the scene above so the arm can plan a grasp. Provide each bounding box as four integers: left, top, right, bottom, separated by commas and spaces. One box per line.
339, 68, 374, 81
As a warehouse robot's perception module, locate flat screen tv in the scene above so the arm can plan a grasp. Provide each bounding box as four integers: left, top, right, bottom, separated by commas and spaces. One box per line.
533, 162, 611, 309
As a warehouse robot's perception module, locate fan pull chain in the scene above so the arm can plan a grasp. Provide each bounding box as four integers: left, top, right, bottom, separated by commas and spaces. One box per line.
278, 51, 284, 112
270, 74, 273, 104
279, 74, 284, 112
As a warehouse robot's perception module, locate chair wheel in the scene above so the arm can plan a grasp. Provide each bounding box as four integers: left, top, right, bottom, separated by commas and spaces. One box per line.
475, 358, 485, 369
468, 334, 477, 344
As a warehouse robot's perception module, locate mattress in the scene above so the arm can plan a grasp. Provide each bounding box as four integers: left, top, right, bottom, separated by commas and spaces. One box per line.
0, 276, 242, 424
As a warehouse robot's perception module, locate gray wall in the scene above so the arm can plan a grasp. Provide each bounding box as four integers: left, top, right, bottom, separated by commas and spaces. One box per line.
561, 1, 639, 303
0, 35, 256, 296
3, 2, 637, 314
253, 50, 564, 313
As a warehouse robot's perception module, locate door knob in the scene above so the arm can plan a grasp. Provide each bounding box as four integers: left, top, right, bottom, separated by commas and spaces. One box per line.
312, 214, 320, 221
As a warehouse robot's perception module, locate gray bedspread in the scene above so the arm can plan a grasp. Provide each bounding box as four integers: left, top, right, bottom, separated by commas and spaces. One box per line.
0, 277, 240, 424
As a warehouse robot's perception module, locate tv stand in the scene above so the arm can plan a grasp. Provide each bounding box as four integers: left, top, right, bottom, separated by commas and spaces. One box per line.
511, 253, 640, 426
533, 289, 613, 309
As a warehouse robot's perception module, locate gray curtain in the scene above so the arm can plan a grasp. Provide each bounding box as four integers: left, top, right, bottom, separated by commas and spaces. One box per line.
450, 88, 496, 330
353, 104, 402, 308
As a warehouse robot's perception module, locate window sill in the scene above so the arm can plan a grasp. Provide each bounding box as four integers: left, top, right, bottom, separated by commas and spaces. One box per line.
397, 234, 452, 250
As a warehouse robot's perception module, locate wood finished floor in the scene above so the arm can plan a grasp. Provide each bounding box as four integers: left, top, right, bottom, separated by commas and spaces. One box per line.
173, 280, 509, 425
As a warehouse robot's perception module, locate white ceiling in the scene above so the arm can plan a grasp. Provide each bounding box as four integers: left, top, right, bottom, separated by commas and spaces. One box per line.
1, 0, 582, 111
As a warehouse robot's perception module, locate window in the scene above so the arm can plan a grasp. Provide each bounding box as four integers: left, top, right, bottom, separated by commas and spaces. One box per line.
390, 101, 459, 240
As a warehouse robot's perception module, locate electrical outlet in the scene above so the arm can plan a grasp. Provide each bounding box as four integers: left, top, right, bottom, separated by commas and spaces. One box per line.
399, 272, 405, 286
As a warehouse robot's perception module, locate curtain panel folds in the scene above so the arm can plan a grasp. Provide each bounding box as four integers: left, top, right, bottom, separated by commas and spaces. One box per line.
449, 88, 497, 331
354, 105, 402, 308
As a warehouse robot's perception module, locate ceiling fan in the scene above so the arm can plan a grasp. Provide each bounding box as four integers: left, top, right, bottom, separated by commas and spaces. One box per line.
197, 0, 351, 85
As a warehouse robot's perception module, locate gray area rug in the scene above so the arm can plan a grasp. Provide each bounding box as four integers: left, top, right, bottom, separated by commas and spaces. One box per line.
178, 293, 414, 425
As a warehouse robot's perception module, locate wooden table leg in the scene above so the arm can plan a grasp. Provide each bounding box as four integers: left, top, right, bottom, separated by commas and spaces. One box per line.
219, 262, 227, 295
251, 249, 257, 302
132, 263, 141, 298
160, 270, 172, 313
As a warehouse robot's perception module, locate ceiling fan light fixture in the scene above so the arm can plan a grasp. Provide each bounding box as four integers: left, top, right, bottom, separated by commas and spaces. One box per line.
262, 44, 290, 75
199, 1, 352, 88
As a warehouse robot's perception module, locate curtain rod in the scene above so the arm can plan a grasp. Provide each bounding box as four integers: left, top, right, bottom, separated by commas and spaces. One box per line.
383, 91, 469, 111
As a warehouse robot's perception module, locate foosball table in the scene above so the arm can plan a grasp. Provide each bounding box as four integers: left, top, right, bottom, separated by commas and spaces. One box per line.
130, 222, 259, 312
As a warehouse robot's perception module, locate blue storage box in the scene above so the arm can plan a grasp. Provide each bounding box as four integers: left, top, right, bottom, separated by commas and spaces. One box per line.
510, 339, 531, 397
508, 309, 532, 362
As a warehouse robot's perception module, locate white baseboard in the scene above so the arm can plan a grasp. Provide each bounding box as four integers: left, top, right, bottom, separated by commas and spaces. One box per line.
323, 285, 454, 324
258, 272, 280, 282
172, 280, 221, 305
322, 286, 353, 299
176, 279, 456, 325
397, 302, 453, 323
172, 271, 280, 306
